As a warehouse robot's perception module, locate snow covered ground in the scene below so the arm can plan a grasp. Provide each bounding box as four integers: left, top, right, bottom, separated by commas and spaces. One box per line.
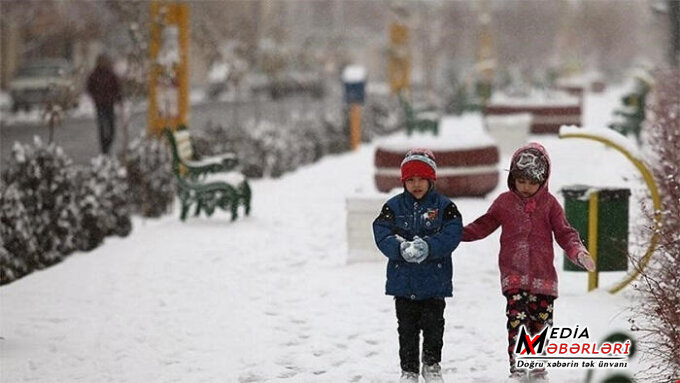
0, 85, 649, 382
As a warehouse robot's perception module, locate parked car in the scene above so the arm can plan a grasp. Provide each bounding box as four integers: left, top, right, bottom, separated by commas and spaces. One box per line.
9, 58, 81, 112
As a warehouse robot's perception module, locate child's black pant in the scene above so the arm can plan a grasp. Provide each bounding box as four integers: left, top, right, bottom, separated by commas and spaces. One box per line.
504, 290, 555, 373
395, 297, 446, 373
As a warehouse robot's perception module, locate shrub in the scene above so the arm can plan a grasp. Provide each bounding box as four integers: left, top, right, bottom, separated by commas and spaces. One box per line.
0, 138, 136, 285
0, 183, 36, 282
630, 68, 680, 382
124, 134, 175, 217
322, 108, 349, 155
76, 155, 132, 251
191, 94, 402, 180
361, 93, 402, 140
2, 138, 80, 263
0, 238, 21, 285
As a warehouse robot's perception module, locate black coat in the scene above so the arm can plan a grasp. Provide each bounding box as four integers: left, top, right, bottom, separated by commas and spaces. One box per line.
87, 66, 121, 106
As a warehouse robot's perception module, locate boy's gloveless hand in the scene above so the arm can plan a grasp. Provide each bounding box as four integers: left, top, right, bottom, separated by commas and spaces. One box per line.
577, 251, 596, 272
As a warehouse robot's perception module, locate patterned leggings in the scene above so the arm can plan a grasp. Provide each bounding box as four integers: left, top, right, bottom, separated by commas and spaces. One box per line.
504, 290, 555, 373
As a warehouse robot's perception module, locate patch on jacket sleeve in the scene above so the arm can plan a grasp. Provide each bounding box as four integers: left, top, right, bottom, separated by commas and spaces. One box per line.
375, 204, 395, 222
443, 202, 461, 221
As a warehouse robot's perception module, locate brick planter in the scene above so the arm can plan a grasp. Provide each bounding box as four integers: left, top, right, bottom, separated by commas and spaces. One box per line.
557, 75, 607, 94
374, 145, 499, 197
485, 91, 581, 134
373, 114, 501, 198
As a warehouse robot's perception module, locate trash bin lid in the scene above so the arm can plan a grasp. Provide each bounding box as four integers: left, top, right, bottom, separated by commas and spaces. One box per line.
561, 185, 593, 200
561, 185, 630, 201
598, 188, 631, 201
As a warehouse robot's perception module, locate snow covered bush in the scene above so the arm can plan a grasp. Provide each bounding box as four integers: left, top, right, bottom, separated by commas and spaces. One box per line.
631, 68, 680, 382
322, 108, 349, 155
0, 135, 166, 285
191, 93, 400, 180
290, 111, 326, 165
249, 119, 293, 178
0, 234, 22, 285
192, 120, 242, 159
3, 138, 80, 262
361, 93, 402, 140
191, 121, 272, 178
191, 121, 266, 178
75, 155, 132, 251
0, 183, 36, 283
0, 139, 136, 285
124, 134, 174, 217
195, 118, 315, 179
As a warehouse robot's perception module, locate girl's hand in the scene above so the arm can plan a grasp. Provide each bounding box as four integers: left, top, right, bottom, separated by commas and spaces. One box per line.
577, 251, 596, 272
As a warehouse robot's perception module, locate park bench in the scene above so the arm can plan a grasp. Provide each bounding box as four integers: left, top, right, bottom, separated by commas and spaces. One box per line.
608, 92, 647, 143
164, 127, 251, 221
398, 93, 439, 136
608, 76, 651, 143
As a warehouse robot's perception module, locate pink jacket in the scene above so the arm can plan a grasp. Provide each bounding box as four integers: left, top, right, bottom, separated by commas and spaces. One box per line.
462, 142, 586, 297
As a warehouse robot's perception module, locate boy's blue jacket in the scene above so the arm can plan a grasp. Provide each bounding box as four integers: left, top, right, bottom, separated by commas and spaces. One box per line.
372, 188, 462, 300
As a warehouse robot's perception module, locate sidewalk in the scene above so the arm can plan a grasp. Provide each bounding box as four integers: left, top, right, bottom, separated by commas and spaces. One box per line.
0, 137, 639, 382
1, 87, 643, 382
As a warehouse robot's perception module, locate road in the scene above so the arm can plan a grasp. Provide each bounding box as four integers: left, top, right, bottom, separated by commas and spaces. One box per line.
0, 94, 335, 168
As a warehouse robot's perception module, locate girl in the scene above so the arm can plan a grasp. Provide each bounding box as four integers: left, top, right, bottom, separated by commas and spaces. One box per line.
462, 142, 595, 382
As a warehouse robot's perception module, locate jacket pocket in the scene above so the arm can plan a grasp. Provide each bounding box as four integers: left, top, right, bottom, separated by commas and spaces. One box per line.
418, 261, 452, 298
386, 261, 408, 295
395, 215, 412, 235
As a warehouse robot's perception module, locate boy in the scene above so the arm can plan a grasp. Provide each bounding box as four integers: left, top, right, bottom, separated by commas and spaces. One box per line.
373, 148, 463, 383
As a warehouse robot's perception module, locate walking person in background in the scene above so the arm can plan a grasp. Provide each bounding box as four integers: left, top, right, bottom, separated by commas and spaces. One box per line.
373, 148, 463, 383
461, 142, 596, 383
87, 54, 121, 155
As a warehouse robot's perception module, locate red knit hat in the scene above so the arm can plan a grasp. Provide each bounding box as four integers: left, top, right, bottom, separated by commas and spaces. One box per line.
400, 148, 437, 182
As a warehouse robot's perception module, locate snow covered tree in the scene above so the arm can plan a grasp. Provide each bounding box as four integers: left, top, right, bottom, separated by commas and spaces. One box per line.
631, 68, 680, 382
124, 134, 174, 217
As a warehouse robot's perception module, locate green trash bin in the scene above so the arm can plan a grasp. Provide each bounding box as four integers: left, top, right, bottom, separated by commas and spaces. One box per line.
561, 185, 630, 272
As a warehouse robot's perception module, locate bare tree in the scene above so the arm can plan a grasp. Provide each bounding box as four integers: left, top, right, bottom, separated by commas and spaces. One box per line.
630, 68, 680, 383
